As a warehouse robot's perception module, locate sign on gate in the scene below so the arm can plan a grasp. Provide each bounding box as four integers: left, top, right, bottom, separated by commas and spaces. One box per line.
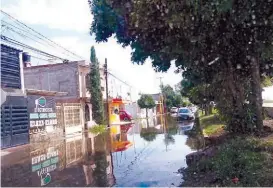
27, 95, 58, 134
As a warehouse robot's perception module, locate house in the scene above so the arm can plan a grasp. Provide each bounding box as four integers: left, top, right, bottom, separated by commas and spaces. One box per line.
23, 60, 106, 135
1, 44, 29, 149
151, 93, 165, 114
262, 86, 273, 118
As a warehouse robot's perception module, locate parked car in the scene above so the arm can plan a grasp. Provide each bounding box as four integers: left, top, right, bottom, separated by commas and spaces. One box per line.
189, 106, 198, 113
120, 110, 132, 121
177, 107, 195, 121
170, 107, 178, 114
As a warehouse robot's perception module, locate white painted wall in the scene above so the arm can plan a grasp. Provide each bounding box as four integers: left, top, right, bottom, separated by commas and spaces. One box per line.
262, 86, 273, 107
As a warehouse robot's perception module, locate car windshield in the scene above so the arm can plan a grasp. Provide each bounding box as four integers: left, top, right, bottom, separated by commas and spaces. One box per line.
179, 109, 190, 113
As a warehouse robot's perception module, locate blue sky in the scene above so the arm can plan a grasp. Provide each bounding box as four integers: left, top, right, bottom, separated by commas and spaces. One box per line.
1, 0, 182, 100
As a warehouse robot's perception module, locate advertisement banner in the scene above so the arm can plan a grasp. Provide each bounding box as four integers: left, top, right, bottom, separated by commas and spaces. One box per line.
27, 95, 57, 134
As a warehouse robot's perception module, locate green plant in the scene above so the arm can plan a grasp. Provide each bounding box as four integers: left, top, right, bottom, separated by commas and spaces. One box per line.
89, 125, 107, 134
137, 94, 156, 118
181, 137, 273, 187
87, 46, 104, 124
203, 124, 224, 136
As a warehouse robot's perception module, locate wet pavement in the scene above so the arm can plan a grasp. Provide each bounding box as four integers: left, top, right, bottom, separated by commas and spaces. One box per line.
1, 115, 198, 187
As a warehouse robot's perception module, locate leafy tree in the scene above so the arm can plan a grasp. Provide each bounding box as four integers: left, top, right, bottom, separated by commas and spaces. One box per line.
161, 85, 175, 109
87, 46, 104, 124
173, 94, 183, 107
140, 127, 158, 142
137, 94, 156, 118
89, 0, 273, 132
161, 84, 185, 109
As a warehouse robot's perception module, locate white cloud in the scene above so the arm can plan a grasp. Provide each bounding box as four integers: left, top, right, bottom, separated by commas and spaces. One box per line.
2, 0, 182, 100
2, 0, 92, 33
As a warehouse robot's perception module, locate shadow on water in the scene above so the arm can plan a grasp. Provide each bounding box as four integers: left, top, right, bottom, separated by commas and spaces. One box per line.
1, 114, 205, 187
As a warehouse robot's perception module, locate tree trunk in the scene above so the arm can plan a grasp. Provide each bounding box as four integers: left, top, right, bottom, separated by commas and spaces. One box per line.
145, 108, 148, 119
250, 57, 263, 131
208, 104, 213, 115
226, 60, 245, 132
205, 104, 209, 116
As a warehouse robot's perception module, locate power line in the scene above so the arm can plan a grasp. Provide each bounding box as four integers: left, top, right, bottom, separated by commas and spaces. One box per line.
1, 20, 45, 42
4, 25, 52, 48
1, 20, 80, 60
31, 55, 58, 62
1, 35, 67, 61
1, 10, 85, 60
108, 71, 132, 88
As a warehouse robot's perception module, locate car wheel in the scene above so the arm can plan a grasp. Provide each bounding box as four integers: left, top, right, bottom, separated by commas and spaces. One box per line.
124, 117, 129, 121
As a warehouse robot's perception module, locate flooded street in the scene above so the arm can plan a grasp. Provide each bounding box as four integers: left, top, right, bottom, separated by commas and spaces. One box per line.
1, 116, 197, 187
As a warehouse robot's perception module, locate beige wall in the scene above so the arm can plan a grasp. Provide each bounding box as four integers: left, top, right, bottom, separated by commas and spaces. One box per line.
78, 64, 106, 99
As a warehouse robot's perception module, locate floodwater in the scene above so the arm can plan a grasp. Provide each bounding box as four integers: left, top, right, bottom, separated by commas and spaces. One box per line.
1, 116, 198, 187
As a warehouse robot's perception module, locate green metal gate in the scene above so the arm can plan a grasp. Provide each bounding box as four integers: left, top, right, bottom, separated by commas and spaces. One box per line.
1, 104, 29, 149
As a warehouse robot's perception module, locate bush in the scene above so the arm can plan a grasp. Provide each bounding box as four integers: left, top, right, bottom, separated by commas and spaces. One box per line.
181, 137, 273, 187
89, 125, 107, 134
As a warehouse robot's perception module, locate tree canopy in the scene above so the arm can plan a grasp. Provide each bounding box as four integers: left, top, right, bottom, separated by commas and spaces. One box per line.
137, 94, 156, 109
89, 0, 273, 132
161, 84, 188, 109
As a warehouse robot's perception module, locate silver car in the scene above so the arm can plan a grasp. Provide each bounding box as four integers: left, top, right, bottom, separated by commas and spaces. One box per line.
177, 107, 195, 121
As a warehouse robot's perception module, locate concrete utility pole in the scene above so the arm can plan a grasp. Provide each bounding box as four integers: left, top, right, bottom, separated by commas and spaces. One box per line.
104, 58, 110, 127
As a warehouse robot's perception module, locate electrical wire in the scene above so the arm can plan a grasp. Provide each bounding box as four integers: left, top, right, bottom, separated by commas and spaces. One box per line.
108, 71, 132, 87
1, 10, 85, 60
4, 25, 55, 49
1, 20, 79, 61
1, 35, 67, 61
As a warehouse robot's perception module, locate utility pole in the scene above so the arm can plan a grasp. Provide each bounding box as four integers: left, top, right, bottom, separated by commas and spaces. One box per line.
157, 76, 164, 115
157, 76, 163, 89
104, 58, 110, 127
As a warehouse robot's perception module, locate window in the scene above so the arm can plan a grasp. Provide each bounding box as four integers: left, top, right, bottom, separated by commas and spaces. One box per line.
64, 105, 81, 127
179, 108, 190, 113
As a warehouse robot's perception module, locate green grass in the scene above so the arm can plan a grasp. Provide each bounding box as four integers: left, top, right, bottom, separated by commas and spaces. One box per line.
203, 124, 224, 136
199, 113, 225, 136
89, 125, 107, 134
198, 108, 218, 117
181, 137, 273, 187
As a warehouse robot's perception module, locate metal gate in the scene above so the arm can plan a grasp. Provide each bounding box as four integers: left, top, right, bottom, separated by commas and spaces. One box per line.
1, 105, 29, 149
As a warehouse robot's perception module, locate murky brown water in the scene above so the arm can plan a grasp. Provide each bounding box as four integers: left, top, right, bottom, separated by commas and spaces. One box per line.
1, 116, 198, 187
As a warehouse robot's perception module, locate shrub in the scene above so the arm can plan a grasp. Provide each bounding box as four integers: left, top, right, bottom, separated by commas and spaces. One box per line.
89, 125, 107, 134
181, 137, 273, 187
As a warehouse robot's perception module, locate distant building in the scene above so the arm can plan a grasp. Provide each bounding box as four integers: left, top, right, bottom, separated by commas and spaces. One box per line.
23, 61, 106, 134
262, 86, 273, 118
151, 93, 165, 114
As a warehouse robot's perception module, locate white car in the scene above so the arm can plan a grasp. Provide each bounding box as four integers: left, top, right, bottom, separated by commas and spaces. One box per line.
189, 106, 197, 113
177, 107, 195, 121
170, 107, 178, 113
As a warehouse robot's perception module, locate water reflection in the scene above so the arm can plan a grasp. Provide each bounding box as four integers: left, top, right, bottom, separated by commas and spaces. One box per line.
1, 115, 203, 187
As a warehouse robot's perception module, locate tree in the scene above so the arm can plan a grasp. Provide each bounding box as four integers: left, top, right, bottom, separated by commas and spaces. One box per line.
137, 94, 156, 118
87, 46, 104, 124
161, 85, 175, 109
161, 84, 185, 109
89, 0, 273, 132
140, 127, 158, 142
